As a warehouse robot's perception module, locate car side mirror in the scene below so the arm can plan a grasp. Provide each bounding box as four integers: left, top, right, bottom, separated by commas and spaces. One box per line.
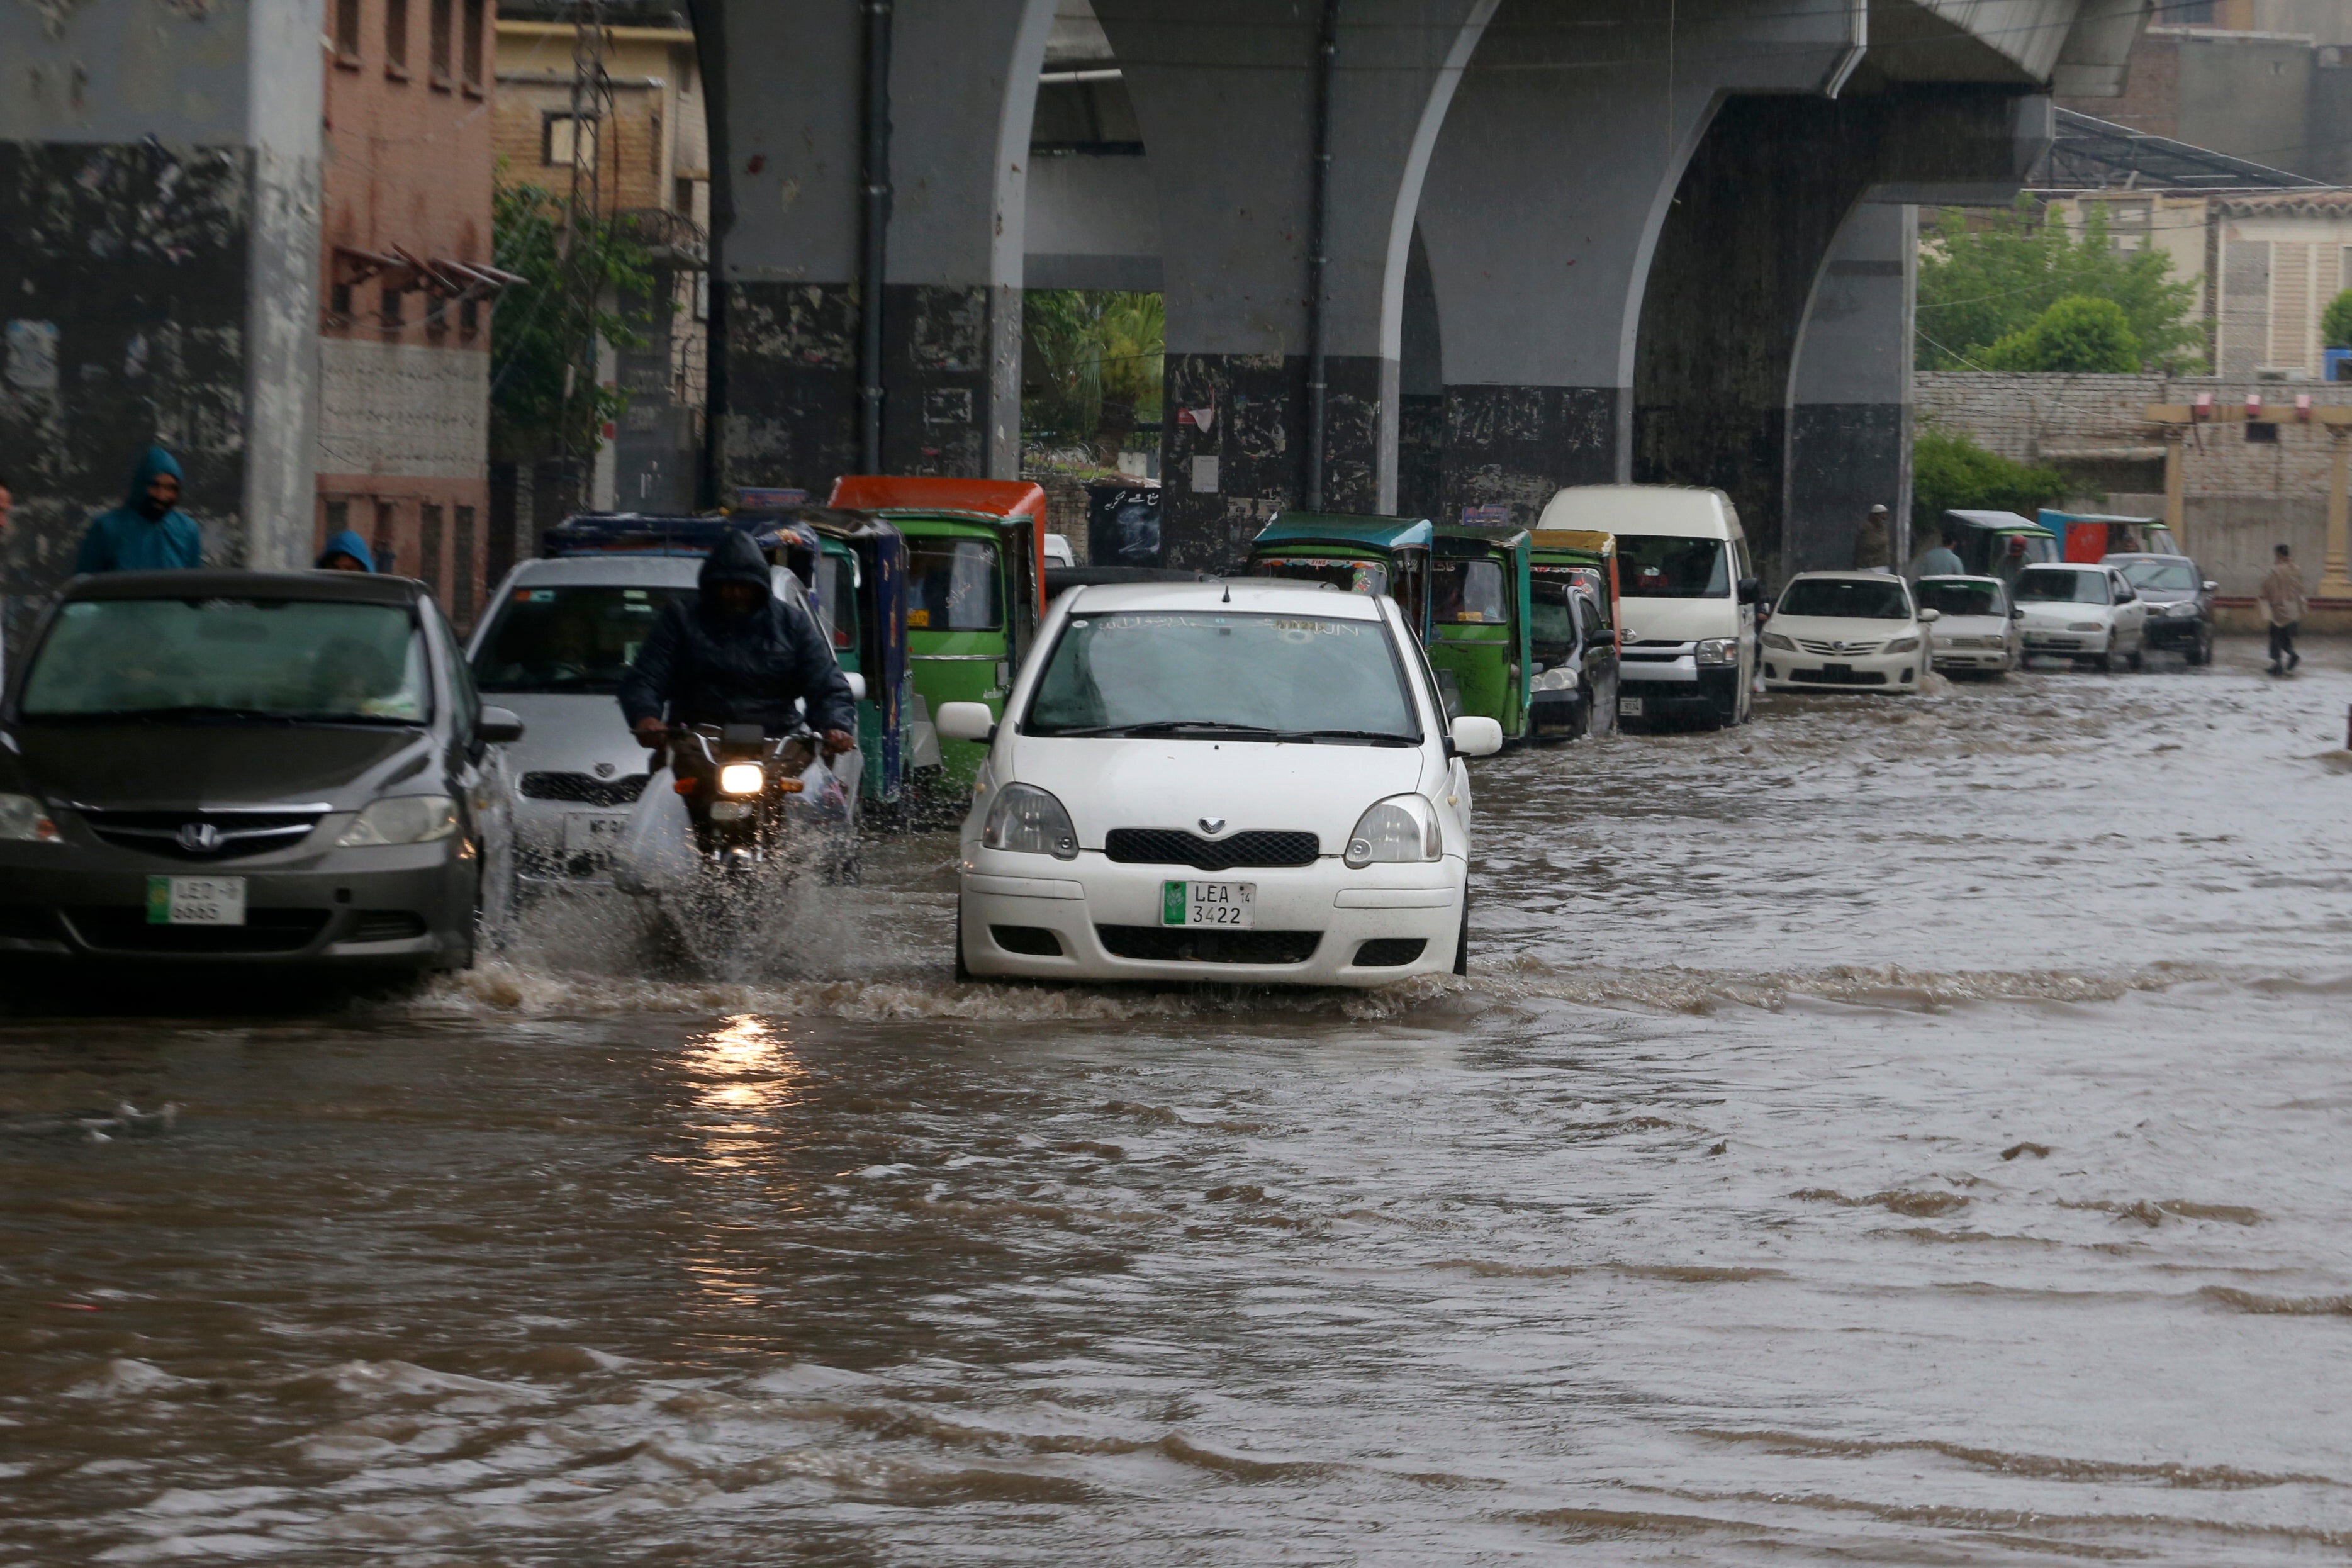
476, 707, 525, 745
2010, 607, 2025, 620
936, 700, 995, 743
843, 671, 868, 703
1737, 576, 1762, 605
2202, 580, 2218, 593
1917, 608, 1940, 624
1449, 716, 1504, 757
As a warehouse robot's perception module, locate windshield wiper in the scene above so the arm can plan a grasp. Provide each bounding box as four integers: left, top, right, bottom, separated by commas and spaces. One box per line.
35, 705, 301, 725
1048, 719, 1283, 738
1289, 729, 1416, 745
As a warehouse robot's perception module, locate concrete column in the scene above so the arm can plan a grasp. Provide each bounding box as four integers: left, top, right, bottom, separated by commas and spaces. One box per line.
699, 0, 1052, 498
1416, 0, 1868, 526
1095, 0, 1496, 568
1784, 202, 1917, 578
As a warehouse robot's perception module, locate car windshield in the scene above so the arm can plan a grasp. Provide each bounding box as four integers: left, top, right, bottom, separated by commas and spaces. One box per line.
1619, 535, 1728, 598
2119, 558, 2198, 592
1252, 556, 1389, 597
908, 538, 1002, 632
1776, 578, 1913, 620
1026, 610, 1418, 741
2016, 569, 2109, 605
1915, 580, 2004, 617
815, 552, 860, 653
20, 598, 430, 722
1530, 580, 1578, 657
1432, 558, 1506, 624
472, 585, 694, 693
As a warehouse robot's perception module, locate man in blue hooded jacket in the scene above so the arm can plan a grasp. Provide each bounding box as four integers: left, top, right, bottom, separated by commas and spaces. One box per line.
75, 448, 203, 573
315, 529, 376, 571
619, 528, 858, 759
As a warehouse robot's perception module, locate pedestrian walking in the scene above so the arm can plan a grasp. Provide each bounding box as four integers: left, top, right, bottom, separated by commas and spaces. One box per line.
74, 447, 203, 574
1852, 503, 1893, 571
2259, 542, 2306, 675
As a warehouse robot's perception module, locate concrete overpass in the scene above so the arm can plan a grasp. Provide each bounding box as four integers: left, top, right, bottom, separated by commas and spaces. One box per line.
689, 0, 2153, 576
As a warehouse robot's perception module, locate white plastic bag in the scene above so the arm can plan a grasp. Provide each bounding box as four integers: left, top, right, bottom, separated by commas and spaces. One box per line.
612, 766, 702, 899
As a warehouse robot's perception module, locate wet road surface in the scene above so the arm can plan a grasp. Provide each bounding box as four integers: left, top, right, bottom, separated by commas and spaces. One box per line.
5, 637, 2351, 1564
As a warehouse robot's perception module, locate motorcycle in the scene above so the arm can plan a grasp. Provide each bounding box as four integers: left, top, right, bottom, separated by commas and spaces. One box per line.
662, 722, 814, 873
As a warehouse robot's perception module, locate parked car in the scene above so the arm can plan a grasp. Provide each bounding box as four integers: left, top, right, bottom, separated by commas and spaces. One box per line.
2105, 552, 2216, 665
1760, 571, 1936, 693
1541, 485, 1759, 728
0, 569, 520, 970
1043, 532, 1077, 568
1915, 574, 2020, 676
1527, 527, 1620, 739
2013, 562, 2151, 672
469, 554, 855, 889
943, 579, 1501, 987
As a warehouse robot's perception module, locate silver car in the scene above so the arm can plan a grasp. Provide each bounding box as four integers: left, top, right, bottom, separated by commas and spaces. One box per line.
467, 555, 860, 890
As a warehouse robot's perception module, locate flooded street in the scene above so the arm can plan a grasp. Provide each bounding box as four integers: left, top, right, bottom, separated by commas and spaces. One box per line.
7, 639, 2352, 1565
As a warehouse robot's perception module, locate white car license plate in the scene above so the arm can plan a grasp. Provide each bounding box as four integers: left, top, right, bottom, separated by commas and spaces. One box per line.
1617, 696, 1644, 717
1163, 880, 1255, 928
564, 811, 630, 856
147, 875, 245, 927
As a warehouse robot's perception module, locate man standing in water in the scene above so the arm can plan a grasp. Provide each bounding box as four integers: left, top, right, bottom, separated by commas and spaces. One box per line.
2259, 542, 2305, 675
74, 447, 202, 573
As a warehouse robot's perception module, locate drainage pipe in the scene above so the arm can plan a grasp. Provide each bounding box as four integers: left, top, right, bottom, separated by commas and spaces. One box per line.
1303, 0, 1338, 510
860, 0, 893, 473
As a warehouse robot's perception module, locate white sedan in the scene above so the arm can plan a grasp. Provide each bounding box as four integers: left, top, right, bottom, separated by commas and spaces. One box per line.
1759, 571, 1936, 693
941, 580, 1501, 987
1916, 574, 2020, 676
2013, 563, 2150, 671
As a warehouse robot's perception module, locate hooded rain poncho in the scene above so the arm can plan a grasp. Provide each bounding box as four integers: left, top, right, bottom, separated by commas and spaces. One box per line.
618, 529, 859, 737
75, 447, 204, 574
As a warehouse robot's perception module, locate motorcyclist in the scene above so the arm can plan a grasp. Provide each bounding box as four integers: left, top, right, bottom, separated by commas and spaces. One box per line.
619, 529, 859, 759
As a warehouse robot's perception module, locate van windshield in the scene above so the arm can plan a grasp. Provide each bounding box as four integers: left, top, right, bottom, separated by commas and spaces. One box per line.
908, 539, 1002, 632
473, 585, 694, 693
21, 598, 430, 722
1619, 535, 1728, 598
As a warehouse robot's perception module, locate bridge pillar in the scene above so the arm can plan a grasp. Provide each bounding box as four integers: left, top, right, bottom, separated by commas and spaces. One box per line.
697, 0, 1051, 498
1095, 0, 1494, 568
1784, 201, 1917, 578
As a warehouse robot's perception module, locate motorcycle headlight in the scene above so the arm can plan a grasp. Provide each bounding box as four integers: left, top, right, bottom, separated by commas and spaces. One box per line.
980, 783, 1078, 860
1762, 632, 1795, 651
1883, 636, 1920, 654
337, 795, 459, 847
718, 763, 765, 796
0, 792, 60, 843
2068, 621, 2104, 632
1345, 794, 1441, 868
1694, 638, 1737, 666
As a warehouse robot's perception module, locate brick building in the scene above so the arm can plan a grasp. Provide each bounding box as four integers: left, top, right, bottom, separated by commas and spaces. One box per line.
317, 0, 501, 630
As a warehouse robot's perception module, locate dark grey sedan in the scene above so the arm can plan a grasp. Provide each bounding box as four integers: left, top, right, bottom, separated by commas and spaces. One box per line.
2105, 553, 2217, 665
0, 570, 521, 970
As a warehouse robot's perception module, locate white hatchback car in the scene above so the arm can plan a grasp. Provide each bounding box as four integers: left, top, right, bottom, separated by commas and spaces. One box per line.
1915, 574, 2020, 676
1759, 571, 1936, 693
943, 580, 1502, 987
2013, 563, 2150, 671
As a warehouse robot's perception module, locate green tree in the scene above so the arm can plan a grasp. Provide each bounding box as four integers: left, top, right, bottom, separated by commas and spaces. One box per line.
1976, 296, 2141, 373
1022, 290, 1163, 451
2321, 289, 2352, 350
1917, 198, 2200, 372
1912, 427, 2068, 538
490, 181, 658, 464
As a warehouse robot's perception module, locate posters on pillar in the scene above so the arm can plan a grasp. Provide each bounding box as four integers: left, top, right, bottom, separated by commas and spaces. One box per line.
1460, 505, 1509, 525
1190, 456, 1220, 495
1178, 405, 1216, 435
740, 488, 808, 509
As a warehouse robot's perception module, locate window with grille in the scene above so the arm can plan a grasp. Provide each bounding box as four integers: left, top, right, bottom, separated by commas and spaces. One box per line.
385, 0, 407, 71
453, 507, 477, 627
461, 0, 483, 87
333, 0, 361, 59
429, 0, 452, 84
544, 113, 600, 169
419, 505, 445, 599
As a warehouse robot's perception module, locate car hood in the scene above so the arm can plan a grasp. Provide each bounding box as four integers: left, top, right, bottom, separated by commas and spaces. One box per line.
484, 693, 649, 785
3, 721, 435, 810
1615, 597, 1739, 643
1767, 613, 1916, 645
2017, 602, 2114, 625
1003, 734, 1433, 851
2134, 588, 2198, 605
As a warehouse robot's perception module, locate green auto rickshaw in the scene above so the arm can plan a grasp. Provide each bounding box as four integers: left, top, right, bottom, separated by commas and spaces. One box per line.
1245, 512, 1434, 637
1427, 527, 1533, 742
827, 476, 1048, 786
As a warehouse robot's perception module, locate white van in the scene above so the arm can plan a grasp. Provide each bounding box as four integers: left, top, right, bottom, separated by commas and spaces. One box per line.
1535, 485, 1759, 729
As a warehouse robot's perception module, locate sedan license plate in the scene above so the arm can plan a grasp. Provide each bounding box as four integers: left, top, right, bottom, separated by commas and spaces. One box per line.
563, 811, 629, 856
1163, 880, 1255, 928
1617, 697, 1644, 717
147, 875, 246, 927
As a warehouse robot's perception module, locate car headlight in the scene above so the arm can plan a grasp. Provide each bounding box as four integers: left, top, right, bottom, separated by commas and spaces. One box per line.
980, 783, 1078, 860
2166, 600, 2199, 618
718, 763, 765, 796
1694, 638, 1737, 666
1762, 632, 1795, 651
337, 795, 459, 847
2068, 621, 2104, 632
1345, 794, 1441, 868
0, 792, 60, 843
1530, 664, 1579, 692
1883, 636, 1920, 654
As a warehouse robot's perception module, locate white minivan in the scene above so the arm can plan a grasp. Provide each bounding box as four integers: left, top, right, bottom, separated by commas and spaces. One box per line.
1536, 486, 1760, 729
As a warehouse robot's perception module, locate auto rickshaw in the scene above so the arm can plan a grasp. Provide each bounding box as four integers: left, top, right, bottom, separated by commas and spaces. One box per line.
1940, 510, 2059, 588
1526, 528, 1621, 740
776, 507, 919, 805
1428, 527, 1534, 742
2039, 510, 2180, 564
1244, 512, 1434, 637
826, 477, 1050, 785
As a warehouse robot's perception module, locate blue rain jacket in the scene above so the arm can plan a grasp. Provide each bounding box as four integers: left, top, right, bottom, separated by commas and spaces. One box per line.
75, 448, 203, 573
316, 529, 377, 571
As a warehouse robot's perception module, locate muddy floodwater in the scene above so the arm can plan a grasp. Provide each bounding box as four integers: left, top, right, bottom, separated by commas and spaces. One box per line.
6, 639, 2351, 1565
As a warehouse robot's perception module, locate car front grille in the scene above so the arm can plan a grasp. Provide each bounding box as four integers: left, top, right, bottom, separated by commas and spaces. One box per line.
1095, 925, 1322, 965
1103, 828, 1318, 871
79, 809, 325, 861
520, 771, 649, 807
1796, 638, 1881, 656
63, 907, 331, 955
